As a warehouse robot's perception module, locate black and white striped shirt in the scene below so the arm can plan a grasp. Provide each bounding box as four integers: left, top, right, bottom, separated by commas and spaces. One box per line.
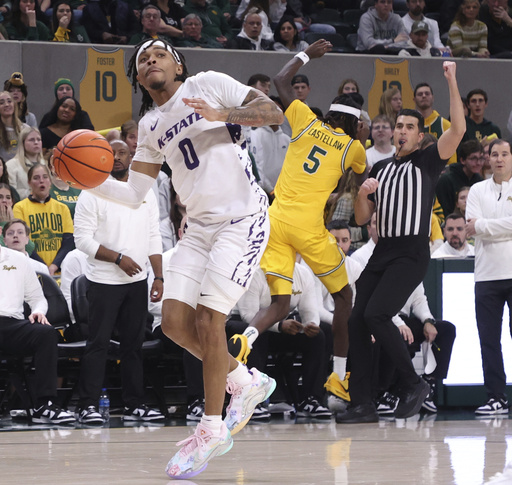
369, 143, 446, 239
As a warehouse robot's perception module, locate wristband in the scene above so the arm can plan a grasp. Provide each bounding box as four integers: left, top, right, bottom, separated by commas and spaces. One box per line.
154, 276, 164, 282
115, 253, 123, 265
294, 52, 310, 65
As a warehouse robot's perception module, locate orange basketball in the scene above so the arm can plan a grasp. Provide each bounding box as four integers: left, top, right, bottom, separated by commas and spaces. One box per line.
54, 129, 114, 189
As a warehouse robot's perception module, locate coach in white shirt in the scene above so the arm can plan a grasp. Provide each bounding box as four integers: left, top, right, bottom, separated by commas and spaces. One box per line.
466, 138, 512, 415
73, 140, 164, 425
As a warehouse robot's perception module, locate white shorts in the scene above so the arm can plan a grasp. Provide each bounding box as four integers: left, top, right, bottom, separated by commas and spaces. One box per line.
162, 211, 269, 315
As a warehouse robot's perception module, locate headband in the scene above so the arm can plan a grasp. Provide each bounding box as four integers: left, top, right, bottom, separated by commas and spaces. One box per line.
135, 40, 182, 73
328, 104, 361, 119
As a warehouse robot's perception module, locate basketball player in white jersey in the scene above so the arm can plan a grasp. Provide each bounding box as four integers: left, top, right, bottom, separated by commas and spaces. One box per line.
90, 39, 283, 479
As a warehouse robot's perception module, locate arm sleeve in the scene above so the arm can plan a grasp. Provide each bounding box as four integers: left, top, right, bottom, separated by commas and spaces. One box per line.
409, 284, 434, 322
90, 168, 156, 209
146, 191, 163, 256
52, 233, 74, 269
357, 14, 378, 50
448, 23, 463, 50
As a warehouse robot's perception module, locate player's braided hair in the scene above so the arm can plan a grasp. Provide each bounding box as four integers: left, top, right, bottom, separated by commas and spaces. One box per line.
321, 94, 361, 140
127, 38, 190, 117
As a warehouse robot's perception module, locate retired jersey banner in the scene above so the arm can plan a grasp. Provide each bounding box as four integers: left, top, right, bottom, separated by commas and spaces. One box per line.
368, 59, 415, 120
80, 48, 133, 131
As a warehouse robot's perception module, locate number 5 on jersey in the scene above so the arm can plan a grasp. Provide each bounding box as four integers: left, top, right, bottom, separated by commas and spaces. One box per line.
303, 146, 326, 174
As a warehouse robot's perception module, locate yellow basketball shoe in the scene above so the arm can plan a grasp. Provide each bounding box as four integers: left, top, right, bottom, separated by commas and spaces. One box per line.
228, 334, 251, 364
325, 372, 351, 402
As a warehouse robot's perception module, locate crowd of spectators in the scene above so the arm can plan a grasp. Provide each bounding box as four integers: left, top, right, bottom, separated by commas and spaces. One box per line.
1, 0, 511, 58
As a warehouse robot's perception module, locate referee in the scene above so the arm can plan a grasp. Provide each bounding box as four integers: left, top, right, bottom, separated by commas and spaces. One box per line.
337, 62, 466, 423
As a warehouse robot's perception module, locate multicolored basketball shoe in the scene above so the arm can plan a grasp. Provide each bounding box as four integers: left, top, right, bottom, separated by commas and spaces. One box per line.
225, 367, 276, 435
227, 334, 251, 364
165, 422, 233, 480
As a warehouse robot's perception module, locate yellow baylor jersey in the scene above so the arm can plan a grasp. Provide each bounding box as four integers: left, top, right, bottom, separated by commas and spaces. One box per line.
272, 100, 366, 231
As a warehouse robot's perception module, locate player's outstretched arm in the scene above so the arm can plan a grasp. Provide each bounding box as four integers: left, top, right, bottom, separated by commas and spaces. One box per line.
273, 39, 332, 112
90, 161, 160, 209
437, 61, 466, 160
183, 89, 284, 127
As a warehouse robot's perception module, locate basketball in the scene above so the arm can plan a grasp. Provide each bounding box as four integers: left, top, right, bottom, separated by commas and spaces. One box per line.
53, 129, 114, 189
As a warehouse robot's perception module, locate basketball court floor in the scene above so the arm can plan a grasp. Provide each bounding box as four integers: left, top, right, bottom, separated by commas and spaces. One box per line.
1, 410, 511, 485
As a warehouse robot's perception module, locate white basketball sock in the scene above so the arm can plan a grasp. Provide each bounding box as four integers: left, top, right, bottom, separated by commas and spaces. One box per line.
227, 361, 253, 386
201, 414, 223, 435
333, 357, 347, 381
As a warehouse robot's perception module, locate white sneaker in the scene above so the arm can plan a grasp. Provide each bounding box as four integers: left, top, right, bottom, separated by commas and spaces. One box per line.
122, 404, 165, 421
475, 397, 509, 416
224, 367, 276, 435
31, 401, 76, 424
165, 422, 233, 480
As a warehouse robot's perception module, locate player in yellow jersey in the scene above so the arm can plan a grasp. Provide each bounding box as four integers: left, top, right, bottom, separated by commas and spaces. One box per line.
228, 39, 367, 411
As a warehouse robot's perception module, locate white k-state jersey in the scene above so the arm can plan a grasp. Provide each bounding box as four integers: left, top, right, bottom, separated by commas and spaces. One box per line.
135, 71, 268, 224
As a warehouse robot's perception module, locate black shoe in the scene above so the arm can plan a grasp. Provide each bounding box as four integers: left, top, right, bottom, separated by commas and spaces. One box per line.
335, 403, 379, 424
395, 379, 430, 419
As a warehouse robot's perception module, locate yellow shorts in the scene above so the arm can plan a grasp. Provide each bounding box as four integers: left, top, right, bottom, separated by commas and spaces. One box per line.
260, 217, 349, 296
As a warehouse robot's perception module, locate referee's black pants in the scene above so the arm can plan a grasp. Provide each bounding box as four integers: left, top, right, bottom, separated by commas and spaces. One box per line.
475, 279, 512, 400
78, 279, 148, 409
348, 237, 430, 406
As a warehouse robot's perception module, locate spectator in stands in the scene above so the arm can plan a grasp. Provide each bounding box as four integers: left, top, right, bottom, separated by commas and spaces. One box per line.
49, 165, 81, 219
356, 0, 409, 54
399, 20, 443, 57
448, 0, 490, 58
479, 0, 512, 58
466, 138, 512, 416
453, 186, 470, 219
481, 142, 493, 179
0, 242, 75, 425
0, 91, 28, 162
247, 73, 271, 96
73, 140, 164, 425
436, 140, 483, 218
120, 119, 138, 158
378, 87, 402, 122
82, 0, 140, 45
51, 0, 90, 43
129, 4, 172, 45
291, 73, 310, 103
174, 13, 224, 48
462, 88, 502, 143
13, 163, 74, 274
3, 72, 37, 128
39, 96, 83, 153
6, 126, 44, 200
236, 0, 275, 41
150, 0, 185, 38
431, 213, 475, 258
337, 79, 360, 96
6, 0, 50, 40
2, 219, 49, 274
365, 115, 395, 169
413, 82, 456, 165
0, 182, 16, 225
227, 8, 274, 50
39, 78, 94, 131
184, 0, 233, 46
273, 16, 308, 52
401, 0, 445, 50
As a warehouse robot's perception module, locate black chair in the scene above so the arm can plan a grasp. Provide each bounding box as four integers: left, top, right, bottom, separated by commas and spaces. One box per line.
342, 9, 364, 30
346, 33, 358, 51
304, 32, 355, 53
310, 8, 348, 34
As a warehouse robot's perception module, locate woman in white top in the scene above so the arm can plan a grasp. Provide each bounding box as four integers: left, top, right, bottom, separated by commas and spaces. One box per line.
6, 126, 45, 200
273, 16, 308, 52
0, 91, 28, 162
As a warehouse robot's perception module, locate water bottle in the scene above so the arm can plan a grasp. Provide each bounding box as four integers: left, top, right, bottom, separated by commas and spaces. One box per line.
99, 388, 110, 422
